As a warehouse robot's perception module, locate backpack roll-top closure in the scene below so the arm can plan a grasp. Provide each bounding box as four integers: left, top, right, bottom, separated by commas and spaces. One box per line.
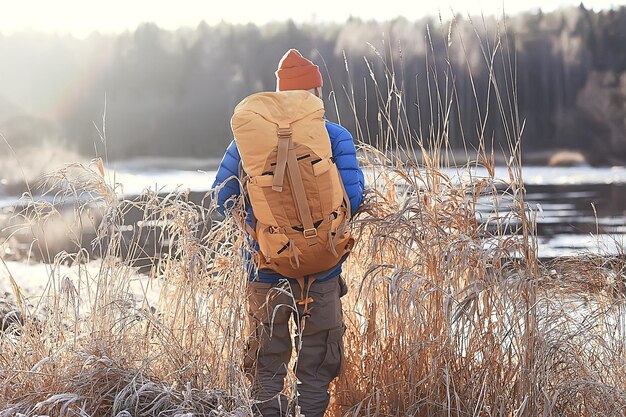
231, 91, 330, 176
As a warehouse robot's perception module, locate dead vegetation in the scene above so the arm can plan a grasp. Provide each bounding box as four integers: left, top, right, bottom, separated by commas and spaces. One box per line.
1, 17, 625, 417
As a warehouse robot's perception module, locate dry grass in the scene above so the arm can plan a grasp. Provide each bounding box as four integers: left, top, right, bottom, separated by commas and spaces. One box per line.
331, 151, 626, 415
1, 18, 626, 417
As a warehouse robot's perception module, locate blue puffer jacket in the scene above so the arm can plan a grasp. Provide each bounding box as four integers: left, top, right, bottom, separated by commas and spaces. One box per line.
212, 120, 365, 282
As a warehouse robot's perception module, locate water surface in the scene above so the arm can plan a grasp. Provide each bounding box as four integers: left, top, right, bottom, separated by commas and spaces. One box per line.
1, 163, 624, 258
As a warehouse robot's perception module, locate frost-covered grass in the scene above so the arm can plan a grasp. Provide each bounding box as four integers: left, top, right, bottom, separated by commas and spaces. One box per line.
1, 145, 625, 416
1, 19, 626, 417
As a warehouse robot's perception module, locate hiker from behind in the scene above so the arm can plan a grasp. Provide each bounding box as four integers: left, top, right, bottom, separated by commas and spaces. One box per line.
212, 49, 364, 417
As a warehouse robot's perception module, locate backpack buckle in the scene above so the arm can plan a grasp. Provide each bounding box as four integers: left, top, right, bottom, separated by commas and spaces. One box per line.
269, 226, 281, 234
303, 228, 318, 238
277, 127, 292, 139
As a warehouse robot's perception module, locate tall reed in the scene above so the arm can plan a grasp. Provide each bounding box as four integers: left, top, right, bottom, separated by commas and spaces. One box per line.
328, 16, 625, 417
1, 17, 625, 417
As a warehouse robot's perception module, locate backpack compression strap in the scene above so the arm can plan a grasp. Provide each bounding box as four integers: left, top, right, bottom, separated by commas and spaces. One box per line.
287, 148, 318, 246
271, 124, 318, 247
272, 126, 290, 192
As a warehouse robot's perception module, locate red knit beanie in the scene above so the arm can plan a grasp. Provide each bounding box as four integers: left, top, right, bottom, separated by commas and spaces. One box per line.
275, 49, 323, 91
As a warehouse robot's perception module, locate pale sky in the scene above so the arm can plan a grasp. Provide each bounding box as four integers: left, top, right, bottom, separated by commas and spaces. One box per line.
1, 0, 625, 37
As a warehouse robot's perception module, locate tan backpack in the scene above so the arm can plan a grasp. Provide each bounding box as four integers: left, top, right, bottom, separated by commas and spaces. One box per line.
231, 90, 354, 281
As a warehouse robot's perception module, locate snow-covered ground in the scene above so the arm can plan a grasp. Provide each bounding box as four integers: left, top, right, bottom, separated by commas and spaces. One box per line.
0, 259, 162, 309
537, 234, 626, 258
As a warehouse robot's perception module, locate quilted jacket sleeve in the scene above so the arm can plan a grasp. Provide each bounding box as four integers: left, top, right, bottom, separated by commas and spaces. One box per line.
211, 140, 242, 215
327, 122, 365, 216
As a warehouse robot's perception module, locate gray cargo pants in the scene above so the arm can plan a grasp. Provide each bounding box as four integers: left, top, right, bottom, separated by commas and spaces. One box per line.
244, 277, 346, 417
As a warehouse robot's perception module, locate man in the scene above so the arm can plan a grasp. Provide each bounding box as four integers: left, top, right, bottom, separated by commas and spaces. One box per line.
212, 49, 364, 417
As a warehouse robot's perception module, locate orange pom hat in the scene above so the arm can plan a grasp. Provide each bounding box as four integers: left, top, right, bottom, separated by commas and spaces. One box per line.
275, 49, 323, 91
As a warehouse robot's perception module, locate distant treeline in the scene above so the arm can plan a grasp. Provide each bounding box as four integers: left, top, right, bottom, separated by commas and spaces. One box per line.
1, 6, 625, 164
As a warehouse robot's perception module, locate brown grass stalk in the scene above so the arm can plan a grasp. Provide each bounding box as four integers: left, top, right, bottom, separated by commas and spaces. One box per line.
1, 17, 625, 417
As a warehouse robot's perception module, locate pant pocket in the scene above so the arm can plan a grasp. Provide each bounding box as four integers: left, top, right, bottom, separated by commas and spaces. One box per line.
316, 325, 345, 379
247, 281, 279, 324
306, 279, 342, 334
